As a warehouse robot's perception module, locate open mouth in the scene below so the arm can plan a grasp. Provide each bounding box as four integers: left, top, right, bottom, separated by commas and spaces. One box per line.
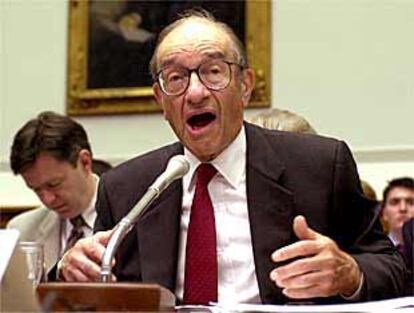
187, 112, 216, 130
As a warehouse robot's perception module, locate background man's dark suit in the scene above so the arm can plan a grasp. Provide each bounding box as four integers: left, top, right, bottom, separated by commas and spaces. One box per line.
95, 123, 405, 303
402, 218, 414, 295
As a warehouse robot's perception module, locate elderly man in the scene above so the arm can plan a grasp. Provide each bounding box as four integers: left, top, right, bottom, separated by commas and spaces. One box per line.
60, 9, 405, 304
7, 111, 101, 278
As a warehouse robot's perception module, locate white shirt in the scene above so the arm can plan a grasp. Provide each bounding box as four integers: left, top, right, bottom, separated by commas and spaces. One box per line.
60, 174, 98, 256
175, 126, 261, 304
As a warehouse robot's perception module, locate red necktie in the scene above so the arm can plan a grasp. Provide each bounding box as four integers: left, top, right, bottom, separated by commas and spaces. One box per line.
183, 163, 218, 305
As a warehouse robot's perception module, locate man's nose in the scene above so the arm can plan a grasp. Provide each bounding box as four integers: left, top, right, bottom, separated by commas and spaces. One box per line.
399, 200, 408, 212
186, 72, 209, 103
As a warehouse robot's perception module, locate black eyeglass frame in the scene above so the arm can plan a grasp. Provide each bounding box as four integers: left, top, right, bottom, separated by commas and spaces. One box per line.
155, 59, 244, 96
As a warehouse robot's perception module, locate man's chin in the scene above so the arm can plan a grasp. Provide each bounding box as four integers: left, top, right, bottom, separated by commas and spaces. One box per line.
53, 207, 74, 219
187, 144, 221, 162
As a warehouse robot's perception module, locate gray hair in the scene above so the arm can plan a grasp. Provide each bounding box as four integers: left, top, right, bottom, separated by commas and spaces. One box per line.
249, 108, 317, 134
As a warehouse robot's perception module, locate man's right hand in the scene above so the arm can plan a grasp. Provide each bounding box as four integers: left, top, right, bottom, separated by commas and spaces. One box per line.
59, 230, 115, 282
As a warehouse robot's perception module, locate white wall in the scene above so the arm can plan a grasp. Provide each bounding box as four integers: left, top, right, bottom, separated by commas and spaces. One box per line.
272, 0, 414, 197
1, 0, 413, 205
274, 0, 414, 149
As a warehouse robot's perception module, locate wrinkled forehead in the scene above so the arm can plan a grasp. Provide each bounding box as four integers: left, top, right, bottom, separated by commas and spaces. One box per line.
156, 19, 238, 68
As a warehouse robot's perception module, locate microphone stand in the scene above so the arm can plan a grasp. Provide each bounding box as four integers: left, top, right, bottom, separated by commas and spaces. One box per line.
101, 188, 159, 282
100, 155, 189, 282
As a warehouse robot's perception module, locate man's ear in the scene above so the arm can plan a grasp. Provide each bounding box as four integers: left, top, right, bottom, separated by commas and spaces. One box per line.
78, 149, 92, 173
240, 68, 255, 107
153, 83, 167, 119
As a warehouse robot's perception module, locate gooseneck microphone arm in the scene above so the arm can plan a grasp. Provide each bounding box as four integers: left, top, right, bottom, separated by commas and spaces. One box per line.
100, 155, 190, 282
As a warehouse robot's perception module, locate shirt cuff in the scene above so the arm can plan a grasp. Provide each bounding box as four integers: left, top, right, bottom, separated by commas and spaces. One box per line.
56, 259, 65, 281
341, 273, 364, 301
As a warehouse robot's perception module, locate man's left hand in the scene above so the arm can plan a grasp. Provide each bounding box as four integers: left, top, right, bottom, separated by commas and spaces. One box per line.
270, 215, 362, 299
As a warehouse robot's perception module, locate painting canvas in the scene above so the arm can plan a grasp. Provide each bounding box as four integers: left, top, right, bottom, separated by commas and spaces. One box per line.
67, 0, 271, 115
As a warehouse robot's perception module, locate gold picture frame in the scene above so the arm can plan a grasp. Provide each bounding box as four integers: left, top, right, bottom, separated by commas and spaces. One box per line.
67, 0, 271, 116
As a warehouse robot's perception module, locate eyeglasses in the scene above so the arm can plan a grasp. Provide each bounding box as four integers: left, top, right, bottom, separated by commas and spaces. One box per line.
156, 59, 243, 96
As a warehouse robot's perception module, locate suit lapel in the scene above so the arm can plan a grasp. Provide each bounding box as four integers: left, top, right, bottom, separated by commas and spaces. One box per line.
245, 123, 296, 303
36, 211, 61, 273
136, 145, 183, 291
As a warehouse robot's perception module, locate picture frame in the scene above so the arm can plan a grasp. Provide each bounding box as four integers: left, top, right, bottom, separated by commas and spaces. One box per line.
67, 0, 271, 116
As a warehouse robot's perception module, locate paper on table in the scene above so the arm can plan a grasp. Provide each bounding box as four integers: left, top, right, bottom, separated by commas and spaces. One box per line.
213, 297, 414, 312
0, 229, 20, 281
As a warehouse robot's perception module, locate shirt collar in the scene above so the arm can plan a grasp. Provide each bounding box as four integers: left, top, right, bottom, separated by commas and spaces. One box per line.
183, 126, 246, 190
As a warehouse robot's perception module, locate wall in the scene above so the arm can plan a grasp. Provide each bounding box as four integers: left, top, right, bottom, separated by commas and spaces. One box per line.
1, 0, 413, 206
275, 0, 414, 148
273, 0, 414, 197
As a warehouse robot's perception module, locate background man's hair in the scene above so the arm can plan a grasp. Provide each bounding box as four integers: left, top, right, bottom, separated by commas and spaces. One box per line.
10, 111, 92, 174
249, 108, 317, 135
149, 7, 248, 79
382, 177, 414, 203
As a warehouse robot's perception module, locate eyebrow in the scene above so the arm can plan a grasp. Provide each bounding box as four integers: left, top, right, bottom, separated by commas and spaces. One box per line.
159, 51, 227, 70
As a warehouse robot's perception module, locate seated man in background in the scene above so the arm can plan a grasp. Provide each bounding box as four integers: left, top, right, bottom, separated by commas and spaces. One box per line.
61, 9, 405, 304
7, 111, 111, 279
381, 177, 414, 248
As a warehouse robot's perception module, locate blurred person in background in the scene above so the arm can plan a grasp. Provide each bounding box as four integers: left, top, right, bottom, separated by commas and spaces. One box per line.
249, 108, 317, 134
381, 177, 414, 248
7, 111, 111, 279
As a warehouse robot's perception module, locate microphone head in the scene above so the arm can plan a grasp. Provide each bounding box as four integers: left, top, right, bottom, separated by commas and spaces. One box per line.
165, 154, 190, 180
151, 155, 190, 193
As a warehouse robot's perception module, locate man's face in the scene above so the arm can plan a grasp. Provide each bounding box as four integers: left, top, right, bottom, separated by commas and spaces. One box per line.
382, 186, 414, 233
21, 151, 93, 219
153, 19, 254, 161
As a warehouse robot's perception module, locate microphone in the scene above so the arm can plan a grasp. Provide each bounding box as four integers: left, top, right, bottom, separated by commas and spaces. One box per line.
100, 155, 190, 282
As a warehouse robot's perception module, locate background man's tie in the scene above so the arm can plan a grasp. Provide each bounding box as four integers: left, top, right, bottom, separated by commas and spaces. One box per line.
183, 163, 218, 305
64, 215, 85, 252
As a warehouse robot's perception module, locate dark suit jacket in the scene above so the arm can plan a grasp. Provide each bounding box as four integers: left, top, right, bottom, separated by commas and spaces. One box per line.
95, 122, 405, 303
402, 218, 414, 295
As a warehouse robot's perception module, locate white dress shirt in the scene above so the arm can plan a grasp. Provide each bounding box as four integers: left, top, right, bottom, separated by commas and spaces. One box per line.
175, 126, 261, 304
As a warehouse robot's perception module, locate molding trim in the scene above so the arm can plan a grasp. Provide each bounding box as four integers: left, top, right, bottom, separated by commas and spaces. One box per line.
352, 146, 414, 163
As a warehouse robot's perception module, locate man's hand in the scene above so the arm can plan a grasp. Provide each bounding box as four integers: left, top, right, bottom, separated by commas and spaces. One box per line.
59, 230, 115, 282
270, 215, 361, 299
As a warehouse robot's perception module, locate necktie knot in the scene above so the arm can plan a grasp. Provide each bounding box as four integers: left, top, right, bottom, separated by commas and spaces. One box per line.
196, 163, 217, 187
70, 215, 86, 229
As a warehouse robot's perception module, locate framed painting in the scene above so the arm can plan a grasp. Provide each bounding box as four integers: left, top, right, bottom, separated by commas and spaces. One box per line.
67, 0, 271, 115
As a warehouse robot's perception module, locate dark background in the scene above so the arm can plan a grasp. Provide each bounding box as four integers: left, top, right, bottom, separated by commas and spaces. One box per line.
88, 0, 245, 89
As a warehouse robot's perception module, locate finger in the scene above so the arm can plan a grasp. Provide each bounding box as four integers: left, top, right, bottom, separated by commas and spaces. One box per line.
61, 245, 103, 281
270, 256, 322, 283
282, 281, 332, 299
95, 229, 113, 246
64, 266, 92, 282
293, 215, 319, 241
75, 252, 103, 280
73, 233, 109, 265
272, 239, 322, 262
276, 267, 333, 289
